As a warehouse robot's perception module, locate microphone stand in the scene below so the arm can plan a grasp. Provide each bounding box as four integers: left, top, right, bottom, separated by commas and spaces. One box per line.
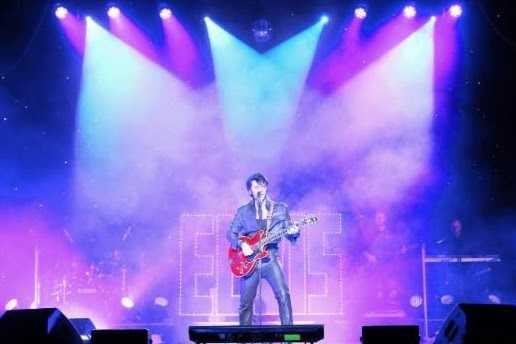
256, 197, 271, 327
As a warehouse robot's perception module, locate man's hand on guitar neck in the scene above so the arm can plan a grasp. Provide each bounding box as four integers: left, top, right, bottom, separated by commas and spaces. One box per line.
241, 242, 254, 256
286, 224, 300, 235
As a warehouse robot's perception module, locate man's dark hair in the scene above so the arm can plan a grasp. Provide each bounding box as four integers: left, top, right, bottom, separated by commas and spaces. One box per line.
246, 173, 269, 190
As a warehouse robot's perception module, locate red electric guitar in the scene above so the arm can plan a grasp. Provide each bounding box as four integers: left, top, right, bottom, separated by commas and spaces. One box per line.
228, 216, 318, 278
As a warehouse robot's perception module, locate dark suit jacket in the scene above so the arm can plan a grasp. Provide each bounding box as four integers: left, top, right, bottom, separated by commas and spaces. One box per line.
227, 200, 299, 249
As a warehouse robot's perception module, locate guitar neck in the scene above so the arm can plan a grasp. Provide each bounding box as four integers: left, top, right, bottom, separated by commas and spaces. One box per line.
261, 220, 306, 247
261, 226, 289, 247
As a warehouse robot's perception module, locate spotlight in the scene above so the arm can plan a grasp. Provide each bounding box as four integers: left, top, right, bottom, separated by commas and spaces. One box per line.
160, 8, 172, 20
409, 295, 422, 308
4, 298, 18, 311
440, 294, 454, 305
488, 294, 501, 304
107, 6, 120, 19
403, 5, 417, 18
320, 15, 329, 24
154, 296, 169, 307
354, 7, 367, 19
120, 296, 135, 309
203, 16, 211, 23
55, 6, 68, 19
449, 4, 463, 18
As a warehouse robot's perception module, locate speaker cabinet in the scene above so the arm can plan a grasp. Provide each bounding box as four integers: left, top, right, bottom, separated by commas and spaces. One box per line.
0, 308, 82, 344
361, 325, 419, 344
69, 318, 96, 341
91, 329, 150, 344
434, 303, 516, 344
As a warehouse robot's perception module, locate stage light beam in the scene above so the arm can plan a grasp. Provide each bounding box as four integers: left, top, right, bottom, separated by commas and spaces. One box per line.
449, 4, 463, 18
403, 5, 416, 18
55, 6, 68, 19
355, 7, 367, 19
320, 15, 329, 24
206, 18, 324, 167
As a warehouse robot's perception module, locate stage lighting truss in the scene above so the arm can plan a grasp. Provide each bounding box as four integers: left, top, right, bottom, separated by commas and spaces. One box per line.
52, 4, 463, 24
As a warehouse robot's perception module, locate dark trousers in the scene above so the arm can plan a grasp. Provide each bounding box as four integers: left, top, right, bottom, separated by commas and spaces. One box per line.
239, 258, 293, 325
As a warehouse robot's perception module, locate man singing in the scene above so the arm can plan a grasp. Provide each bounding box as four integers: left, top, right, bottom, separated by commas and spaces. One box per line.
227, 173, 300, 325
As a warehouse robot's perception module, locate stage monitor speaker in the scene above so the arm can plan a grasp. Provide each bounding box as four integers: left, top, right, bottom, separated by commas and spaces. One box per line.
434, 303, 516, 344
69, 318, 96, 342
91, 329, 150, 344
0, 308, 83, 344
361, 325, 419, 344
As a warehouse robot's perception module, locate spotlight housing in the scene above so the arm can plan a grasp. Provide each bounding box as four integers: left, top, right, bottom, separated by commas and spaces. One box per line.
488, 294, 501, 304
55, 6, 68, 19
440, 294, 454, 305
160, 8, 172, 20
107, 6, 121, 19
354, 7, 367, 19
120, 296, 135, 309
403, 5, 416, 18
154, 296, 169, 307
409, 295, 422, 308
5, 298, 18, 311
449, 4, 463, 18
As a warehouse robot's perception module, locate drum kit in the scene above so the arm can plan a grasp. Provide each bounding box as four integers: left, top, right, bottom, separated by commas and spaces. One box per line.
44, 249, 130, 315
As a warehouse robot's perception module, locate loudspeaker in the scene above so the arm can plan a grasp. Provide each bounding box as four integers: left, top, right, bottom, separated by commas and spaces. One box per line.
69, 318, 96, 341
0, 308, 83, 344
361, 325, 419, 344
434, 303, 516, 344
91, 329, 150, 344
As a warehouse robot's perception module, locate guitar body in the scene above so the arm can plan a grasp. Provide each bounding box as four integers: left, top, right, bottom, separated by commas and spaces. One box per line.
228, 216, 318, 278
228, 229, 270, 278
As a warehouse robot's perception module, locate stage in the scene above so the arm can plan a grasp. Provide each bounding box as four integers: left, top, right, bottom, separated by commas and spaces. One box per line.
1, 0, 515, 343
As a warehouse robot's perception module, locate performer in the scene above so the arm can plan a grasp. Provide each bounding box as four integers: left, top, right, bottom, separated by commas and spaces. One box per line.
227, 173, 300, 325
359, 210, 409, 306
437, 217, 478, 303
443, 218, 467, 254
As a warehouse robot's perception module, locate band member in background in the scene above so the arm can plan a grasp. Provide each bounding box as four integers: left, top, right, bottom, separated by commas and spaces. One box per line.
444, 218, 467, 254
227, 173, 300, 325
360, 209, 409, 306
437, 217, 481, 303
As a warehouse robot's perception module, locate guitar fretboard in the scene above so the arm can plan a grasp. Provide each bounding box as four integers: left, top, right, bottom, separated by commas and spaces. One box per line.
261, 217, 317, 247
